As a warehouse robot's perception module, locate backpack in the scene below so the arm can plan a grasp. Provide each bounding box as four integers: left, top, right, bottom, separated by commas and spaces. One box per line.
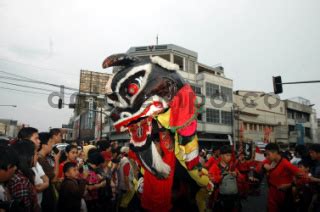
218, 164, 238, 195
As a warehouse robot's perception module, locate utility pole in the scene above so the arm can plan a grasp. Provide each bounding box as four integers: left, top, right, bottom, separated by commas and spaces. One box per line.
156, 34, 159, 45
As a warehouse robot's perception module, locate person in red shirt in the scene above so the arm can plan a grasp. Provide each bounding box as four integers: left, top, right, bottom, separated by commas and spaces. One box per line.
235, 153, 252, 198
58, 145, 78, 179
263, 143, 304, 212
205, 146, 220, 170
209, 145, 241, 212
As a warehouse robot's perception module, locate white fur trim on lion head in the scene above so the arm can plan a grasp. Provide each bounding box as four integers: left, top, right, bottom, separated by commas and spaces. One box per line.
150, 56, 179, 71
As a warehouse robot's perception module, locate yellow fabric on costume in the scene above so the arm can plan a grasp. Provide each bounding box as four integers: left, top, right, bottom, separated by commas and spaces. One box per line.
119, 190, 135, 208
140, 167, 145, 175
196, 188, 210, 212
156, 109, 171, 129
157, 110, 211, 187
184, 136, 199, 154
174, 134, 210, 187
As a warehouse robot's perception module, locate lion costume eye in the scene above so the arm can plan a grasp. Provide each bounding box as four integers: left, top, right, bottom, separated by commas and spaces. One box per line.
127, 83, 140, 96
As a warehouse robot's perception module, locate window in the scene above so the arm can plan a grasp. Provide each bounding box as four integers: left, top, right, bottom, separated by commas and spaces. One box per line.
305, 127, 311, 138
221, 111, 232, 125
206, 108, 220, 123
156, 54, 170, 62
296, 112, 302, 119
253, 124, 257, 131
188, 60, 196, 73
288, 125, 295, 135
303, 113, 310, 122
287, 110, 294, 119
197, 113, 202, 121
206, 82, 219, 97
173, 55, 184, 70
191, 85, 202, 95
135, 47, 148, 51
155, 45, 168, 50
244, 123, 248, 130
138, 56, 151, 61
220, 86, 233, 102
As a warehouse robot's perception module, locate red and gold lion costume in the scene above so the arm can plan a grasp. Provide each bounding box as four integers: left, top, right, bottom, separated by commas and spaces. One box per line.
103, 54, 212, 211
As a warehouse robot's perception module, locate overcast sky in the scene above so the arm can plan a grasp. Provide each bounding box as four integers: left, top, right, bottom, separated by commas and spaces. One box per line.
0, 0, 319, 131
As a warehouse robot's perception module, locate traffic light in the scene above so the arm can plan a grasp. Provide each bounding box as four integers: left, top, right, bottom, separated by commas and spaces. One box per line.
273, 76, 283, 94
58, 98, 63, 109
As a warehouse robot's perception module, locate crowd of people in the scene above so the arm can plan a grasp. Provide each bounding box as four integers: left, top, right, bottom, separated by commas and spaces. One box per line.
1, 126, 320, 211
199, 143, 320, 212
0, 127, 140, 212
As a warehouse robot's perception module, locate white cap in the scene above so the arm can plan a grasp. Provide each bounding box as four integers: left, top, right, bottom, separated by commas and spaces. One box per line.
120, 146, 129, 154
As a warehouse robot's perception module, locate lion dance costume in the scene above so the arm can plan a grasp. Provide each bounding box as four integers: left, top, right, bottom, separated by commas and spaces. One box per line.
102, 54, 212, 212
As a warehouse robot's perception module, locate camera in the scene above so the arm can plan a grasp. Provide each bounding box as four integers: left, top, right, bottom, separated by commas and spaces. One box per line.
52, 146, 59, 154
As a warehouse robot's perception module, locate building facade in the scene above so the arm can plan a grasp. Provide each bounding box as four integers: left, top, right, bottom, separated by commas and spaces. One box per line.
233, 91, 288, 148
285, 97, 317, 146
0, 119, 18, 138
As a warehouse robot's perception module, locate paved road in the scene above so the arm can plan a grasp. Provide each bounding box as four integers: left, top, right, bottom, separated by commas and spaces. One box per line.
242, 178, 268, 212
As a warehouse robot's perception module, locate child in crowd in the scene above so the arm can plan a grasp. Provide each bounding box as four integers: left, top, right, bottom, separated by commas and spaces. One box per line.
58, 162, 86, 212
84, 149, 106, 212
209, 145, 241, 212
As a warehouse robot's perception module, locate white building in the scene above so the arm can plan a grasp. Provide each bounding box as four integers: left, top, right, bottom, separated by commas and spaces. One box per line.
233, 91, 288, 148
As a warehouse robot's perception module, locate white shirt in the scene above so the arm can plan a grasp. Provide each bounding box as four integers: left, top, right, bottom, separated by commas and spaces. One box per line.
32, 162, 45, 205
0, 184, 7, 201
290, 156, 301, 165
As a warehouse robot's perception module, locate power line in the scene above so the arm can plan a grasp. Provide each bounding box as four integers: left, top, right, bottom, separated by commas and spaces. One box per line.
0, 70, 103, 96
0, 70, 35, 81
0, 75, 102, 98
0, 86, 50, 96
0, 74, 79, 91
0, 72, 79, 91
0, 80, 75, 95
0, 57, 76, 78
